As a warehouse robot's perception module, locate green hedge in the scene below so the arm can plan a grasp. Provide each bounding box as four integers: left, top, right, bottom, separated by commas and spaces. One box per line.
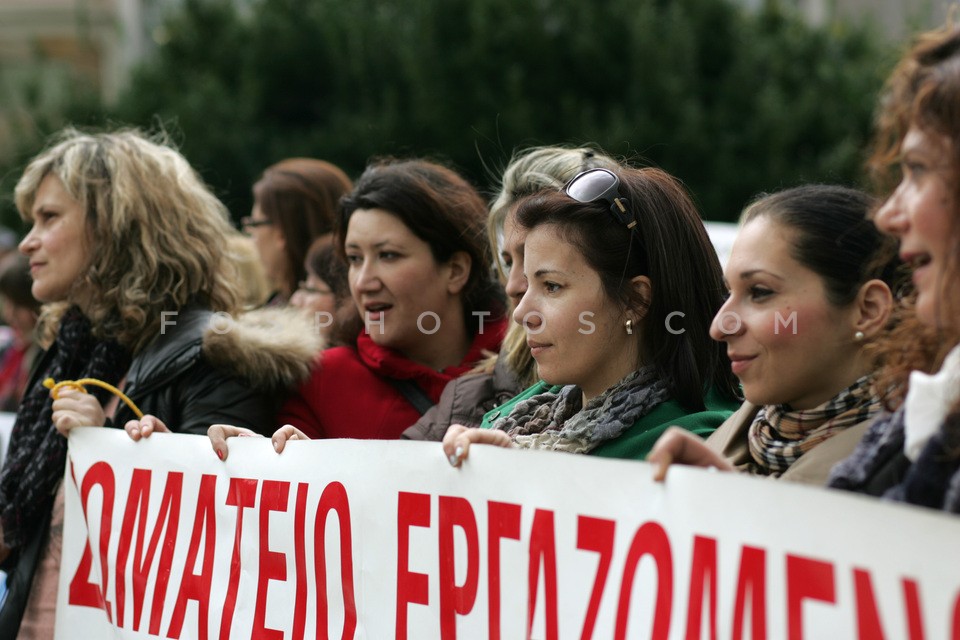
1, 0, 895, 229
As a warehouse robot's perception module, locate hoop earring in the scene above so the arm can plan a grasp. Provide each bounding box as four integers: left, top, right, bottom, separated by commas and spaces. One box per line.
854, 330, 865, 342
625, 319, 633, 335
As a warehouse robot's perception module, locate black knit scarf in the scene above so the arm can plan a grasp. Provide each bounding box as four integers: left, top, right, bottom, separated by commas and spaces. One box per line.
0, 307, 131, 548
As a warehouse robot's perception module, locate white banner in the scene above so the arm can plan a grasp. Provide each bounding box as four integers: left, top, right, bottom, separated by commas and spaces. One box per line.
56, 427, 960, 639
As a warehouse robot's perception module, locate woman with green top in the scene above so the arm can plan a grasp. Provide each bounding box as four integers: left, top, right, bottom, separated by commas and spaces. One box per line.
444, 165, 741, 464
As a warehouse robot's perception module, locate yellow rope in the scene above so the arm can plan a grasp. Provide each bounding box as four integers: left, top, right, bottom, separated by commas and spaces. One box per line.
43, 377, 144, 419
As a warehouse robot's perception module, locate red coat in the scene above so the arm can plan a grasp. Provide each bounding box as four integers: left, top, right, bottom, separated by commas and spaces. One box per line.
278, 318, 507, 439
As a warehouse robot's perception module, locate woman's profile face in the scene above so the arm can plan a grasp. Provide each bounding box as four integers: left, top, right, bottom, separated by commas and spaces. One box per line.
874, 126, 957, 329
513, 224, 639, 402
344, 208, 465, 354
18, 174, 90, 303
711, 217, 864, 410
500, 210, 528, 307
246, 202, 289, 294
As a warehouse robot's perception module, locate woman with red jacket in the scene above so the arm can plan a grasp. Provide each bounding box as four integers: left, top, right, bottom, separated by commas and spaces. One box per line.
206, 158, 507, 450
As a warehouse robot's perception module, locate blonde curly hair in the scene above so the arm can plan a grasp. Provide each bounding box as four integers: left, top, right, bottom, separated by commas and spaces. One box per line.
15, 128, 243, 353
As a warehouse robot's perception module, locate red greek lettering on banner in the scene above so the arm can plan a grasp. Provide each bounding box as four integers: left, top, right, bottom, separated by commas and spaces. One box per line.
576, 515, 616, 640
731, 545, 766, 640
68, 460, 117, 622
615, 521, 673, 640
527, 508, 559, 640
438, 496, 479, 639
116, 468, 183, 633
786, 554, 836, 640
396, 491, 431, 640
220, 478, 258, 640
167, 474, 218, 640
487, 501, 521, 640
314, 481, 357, 640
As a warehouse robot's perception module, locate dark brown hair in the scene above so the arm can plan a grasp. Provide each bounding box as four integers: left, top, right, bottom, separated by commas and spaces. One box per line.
0, 253, 39, 313
340, 158, 505, 332
253, 158, 352, 295
741, 185, 900, 307
515, 166, 738, 410
304, 236, 362, 348
306, 236, 349, 303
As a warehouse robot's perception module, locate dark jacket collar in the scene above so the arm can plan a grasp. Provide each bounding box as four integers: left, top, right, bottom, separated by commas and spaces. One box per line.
125, 306, 212, 397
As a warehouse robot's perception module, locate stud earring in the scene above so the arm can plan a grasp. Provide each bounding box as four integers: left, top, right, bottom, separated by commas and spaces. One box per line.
625, 319, 633, 335
854, 330, 865, 342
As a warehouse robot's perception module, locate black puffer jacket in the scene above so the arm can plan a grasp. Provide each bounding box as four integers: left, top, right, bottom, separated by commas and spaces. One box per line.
114, 307, 274, 434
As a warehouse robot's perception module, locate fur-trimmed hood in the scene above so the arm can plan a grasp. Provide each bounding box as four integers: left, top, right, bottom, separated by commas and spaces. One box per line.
202, 306, 325, 390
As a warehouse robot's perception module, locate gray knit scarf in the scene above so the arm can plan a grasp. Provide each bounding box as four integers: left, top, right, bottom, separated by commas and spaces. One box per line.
491, 366, 669, 453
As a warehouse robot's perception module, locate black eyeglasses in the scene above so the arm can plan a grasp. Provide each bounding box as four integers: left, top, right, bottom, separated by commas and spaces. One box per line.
563, 168, 635, 229
240, 216, 274, 230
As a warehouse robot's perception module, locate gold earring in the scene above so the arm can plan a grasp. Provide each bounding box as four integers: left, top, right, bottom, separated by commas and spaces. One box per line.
854, 330, 865, 342
625, 319, 633, 335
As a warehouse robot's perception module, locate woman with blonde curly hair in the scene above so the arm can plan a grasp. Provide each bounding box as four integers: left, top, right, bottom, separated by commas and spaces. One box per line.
0, 128, 318, 636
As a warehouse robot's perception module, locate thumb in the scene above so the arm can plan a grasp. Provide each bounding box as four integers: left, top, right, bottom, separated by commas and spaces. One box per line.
652, 451, 672, 483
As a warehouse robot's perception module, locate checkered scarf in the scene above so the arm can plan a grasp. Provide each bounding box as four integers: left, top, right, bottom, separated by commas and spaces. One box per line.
747, 375, 880, 477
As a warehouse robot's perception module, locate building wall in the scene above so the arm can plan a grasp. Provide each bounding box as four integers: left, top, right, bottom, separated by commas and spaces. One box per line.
0, 0, 153, 160
790, 0, 948, 40
0, 0, 148, 104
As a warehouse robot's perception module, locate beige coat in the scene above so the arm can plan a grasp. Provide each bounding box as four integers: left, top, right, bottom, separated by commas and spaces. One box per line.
706, 402, 872, 486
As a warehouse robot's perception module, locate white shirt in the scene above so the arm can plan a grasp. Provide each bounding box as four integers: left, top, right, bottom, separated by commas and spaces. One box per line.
904, 343, 960, 461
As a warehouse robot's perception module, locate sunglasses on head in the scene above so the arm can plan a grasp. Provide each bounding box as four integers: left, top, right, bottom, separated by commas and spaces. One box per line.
563, 168, 635, 229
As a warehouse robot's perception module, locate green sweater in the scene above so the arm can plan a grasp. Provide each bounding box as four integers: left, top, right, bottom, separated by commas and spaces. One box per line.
479, 381, 740, 461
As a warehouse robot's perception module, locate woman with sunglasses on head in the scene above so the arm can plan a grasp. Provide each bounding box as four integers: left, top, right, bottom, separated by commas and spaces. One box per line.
826, 25, 960, 512
646, 185, 899, 485
243, 158, 353, 306
207, 158, 508, 457
443, 166, 741, 464
403, 146, 619, 441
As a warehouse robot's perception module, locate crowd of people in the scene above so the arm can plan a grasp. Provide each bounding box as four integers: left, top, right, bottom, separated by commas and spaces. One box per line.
0, 20, 959, 638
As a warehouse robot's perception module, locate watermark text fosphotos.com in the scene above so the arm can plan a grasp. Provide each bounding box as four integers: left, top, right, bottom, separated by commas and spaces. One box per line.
158, 309, 801, 337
